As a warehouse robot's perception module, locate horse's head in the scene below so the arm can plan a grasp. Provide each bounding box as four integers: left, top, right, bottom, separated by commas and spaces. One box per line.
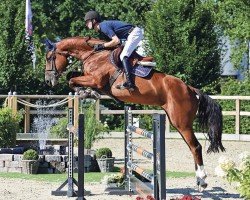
44, 39, 68, 87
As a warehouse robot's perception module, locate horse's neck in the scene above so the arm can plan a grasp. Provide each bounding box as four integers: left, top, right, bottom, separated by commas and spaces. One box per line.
58, 38, 86, 52
58, 38, 107, 61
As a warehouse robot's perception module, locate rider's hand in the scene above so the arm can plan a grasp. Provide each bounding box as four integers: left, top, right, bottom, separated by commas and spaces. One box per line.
93, 43, 105, 51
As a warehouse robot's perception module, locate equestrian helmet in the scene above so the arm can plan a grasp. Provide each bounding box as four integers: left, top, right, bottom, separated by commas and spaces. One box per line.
84, 11, 101, 22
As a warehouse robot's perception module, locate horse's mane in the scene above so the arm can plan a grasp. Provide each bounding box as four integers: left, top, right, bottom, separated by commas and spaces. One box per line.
62, 36, 105, 43
57, 36, 105, 49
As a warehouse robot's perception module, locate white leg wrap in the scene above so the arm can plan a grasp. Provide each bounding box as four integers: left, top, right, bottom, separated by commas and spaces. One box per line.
196, 165, 207, 179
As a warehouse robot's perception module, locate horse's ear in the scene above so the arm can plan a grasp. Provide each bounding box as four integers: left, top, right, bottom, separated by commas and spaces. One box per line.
44, 38, 56, 51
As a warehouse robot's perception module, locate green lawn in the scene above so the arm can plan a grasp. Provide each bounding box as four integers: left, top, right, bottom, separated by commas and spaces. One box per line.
0, 170, 194, 183
0, 172, 107, 183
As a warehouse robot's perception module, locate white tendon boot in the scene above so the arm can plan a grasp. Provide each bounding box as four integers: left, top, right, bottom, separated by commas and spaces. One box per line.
196, 165, 208, 191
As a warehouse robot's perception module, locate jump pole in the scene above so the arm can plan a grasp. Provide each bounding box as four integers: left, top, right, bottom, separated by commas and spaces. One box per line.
124, 106, 166, 200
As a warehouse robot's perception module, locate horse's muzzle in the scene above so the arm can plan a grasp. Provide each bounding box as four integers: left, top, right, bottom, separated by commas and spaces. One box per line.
45, 79, 52, 87
45, 75, 57, 87
45, 71, 59, 87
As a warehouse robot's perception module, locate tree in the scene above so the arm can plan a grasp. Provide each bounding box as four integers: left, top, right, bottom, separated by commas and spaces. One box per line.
145, 0, 222, 88
0, 0, 37, 94
88, 0, 152, 26
212, 0, 250, 70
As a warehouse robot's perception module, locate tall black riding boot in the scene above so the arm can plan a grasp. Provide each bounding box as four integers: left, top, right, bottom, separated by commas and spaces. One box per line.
121, 56, 135, 91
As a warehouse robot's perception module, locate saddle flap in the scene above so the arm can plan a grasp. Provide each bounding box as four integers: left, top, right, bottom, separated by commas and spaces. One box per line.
131, 65, 152, 77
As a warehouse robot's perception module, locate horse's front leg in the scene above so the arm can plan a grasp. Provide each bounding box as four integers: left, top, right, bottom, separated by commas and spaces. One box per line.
69, 75, 101, 99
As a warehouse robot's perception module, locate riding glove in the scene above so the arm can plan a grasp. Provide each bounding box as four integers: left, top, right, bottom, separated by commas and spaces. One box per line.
93, 43, 105, 51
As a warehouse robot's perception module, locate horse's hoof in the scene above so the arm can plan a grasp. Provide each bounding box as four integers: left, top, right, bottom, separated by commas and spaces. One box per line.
78, 90, 89, 99
198, 183, 208, 192
90, 91, 101, 99
196, 178, 208, 192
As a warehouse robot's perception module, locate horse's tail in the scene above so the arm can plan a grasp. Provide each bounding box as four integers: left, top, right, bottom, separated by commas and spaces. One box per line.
192, 87, 225, 153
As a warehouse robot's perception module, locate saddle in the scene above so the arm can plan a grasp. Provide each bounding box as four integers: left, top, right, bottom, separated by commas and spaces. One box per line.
110, 46, 155, 69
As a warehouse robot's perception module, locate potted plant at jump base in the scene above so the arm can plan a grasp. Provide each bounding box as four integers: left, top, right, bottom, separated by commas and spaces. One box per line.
96, 147, 115, 172
22, 149, 39, 174
101, 173, 125, 191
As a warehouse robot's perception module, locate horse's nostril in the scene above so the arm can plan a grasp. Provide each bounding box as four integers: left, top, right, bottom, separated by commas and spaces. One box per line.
45, 80, 50, 85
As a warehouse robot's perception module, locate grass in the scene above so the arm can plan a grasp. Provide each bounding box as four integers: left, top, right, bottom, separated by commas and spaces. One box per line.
0, 172, 111, 183
166, 171, 194, 178
0, 169, 194, 183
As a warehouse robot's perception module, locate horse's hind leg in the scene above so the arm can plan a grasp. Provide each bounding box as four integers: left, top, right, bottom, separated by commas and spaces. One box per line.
178, 128, 208, 190
162, 104, 207, 190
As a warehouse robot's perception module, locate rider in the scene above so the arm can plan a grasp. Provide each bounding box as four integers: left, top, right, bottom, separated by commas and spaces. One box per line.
84, 10, 144, 91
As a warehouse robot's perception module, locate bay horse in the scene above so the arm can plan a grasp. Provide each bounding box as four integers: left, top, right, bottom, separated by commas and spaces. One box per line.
44, 36, 225, 190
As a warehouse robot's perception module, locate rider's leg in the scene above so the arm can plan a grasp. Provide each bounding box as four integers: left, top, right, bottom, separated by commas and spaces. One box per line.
121, 56, 135, 91
119, 27, 143, 91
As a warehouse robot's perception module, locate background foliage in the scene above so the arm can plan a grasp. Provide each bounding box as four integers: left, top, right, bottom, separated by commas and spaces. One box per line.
0, 108, 22, 148
213, 0, 250, 70
145, 0, 221, 88
50, 117, 68, 138
82, 102, 108, 149
219, 78, 250, 134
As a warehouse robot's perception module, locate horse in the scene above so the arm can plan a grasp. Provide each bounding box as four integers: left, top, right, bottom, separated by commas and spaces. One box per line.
44, 36, 225, 190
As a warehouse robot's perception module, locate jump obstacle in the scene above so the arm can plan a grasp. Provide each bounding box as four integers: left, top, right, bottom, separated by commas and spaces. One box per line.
51, 108, 86, 200
124, 106, 166, 200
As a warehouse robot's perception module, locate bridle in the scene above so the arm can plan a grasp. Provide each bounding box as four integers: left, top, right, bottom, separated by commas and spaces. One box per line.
46, 49, 67, 78
45, 37, 100, 77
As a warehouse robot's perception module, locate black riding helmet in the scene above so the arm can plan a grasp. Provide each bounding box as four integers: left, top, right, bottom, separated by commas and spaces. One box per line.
84, 11, 101, 22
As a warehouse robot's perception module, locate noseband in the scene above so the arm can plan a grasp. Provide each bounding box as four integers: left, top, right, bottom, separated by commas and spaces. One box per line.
46, 49, 71, 78
46, 51, 60, 78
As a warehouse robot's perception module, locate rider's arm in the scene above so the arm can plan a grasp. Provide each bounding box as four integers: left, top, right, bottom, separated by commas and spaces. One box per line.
103, 35, 120, 48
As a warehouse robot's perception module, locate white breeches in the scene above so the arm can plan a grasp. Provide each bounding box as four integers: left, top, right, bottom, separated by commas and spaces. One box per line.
120, 27, 144, 60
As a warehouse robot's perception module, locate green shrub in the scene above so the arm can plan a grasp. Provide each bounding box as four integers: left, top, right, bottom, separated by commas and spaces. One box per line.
95, 147, 112, 159
23, 149, 39, 160
50, 117, 68, 138
0, 107, 22, 148
83, 103, 109, 149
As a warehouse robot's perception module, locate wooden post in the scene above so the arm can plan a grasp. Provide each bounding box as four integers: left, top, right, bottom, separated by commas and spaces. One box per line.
73, 93, 79, 129
95, 99, 100, 121
7, 91, 12, 109
68, 92, 73, 109
24, 98, 30, 133
235, 98, 240, 140
12, 92, 18, 115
